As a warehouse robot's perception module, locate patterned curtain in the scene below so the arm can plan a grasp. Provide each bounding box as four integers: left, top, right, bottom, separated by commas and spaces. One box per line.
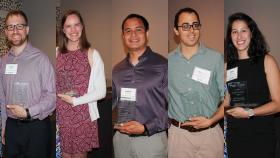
224, 118, 228, 158
56, 0, 62, 157
0, 0, 23, 55
224, 85, 228, 158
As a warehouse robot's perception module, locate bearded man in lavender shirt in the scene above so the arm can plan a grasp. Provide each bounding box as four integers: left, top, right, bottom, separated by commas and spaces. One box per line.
0, 10, 55, 158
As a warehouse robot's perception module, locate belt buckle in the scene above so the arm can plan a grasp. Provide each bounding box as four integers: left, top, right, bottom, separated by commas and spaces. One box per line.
188, 126, 196, 132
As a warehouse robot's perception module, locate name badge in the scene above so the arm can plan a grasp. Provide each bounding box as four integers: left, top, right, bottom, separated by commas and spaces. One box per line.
120, 88, 136, 101
5, 64, 18, 74
192, 67, 211, 85
227, 67, 238, 82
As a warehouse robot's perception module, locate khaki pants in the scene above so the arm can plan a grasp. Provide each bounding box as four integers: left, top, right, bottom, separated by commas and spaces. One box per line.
168, 124, 224, 158
114, 131, 167, 158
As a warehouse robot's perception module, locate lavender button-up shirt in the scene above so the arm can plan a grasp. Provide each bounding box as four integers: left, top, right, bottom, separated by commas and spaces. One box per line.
0, 42, 56, 130
112, 47, 169, 136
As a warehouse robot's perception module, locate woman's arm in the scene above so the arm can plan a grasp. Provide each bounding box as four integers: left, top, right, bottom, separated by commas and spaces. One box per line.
253, 54, 280, 115
72, 49, 106, 106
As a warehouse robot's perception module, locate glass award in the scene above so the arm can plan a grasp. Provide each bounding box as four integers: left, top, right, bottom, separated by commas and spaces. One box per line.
114, 98, 136, 127
117, 101, 135, 123
12, 82, 29, 108
227, 81, 248, 104
61, 72, 77, 97
114, 88, 137, 128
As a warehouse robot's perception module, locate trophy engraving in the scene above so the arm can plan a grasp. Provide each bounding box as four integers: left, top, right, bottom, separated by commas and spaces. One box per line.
61, 72, 77, 97
12, 82, 29, 108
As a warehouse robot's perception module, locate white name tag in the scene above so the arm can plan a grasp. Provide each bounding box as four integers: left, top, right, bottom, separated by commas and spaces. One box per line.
5, 64, 18, 74
120, 88, 136, 101
227, 67, 238, 82
192, 67, 211, 85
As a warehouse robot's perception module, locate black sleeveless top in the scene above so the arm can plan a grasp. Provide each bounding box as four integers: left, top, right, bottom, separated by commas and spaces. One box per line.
227, 56, 271, 106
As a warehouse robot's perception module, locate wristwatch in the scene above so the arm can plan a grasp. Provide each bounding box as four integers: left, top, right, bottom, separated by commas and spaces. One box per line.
25, 108, 31, 120
245, 108, 254, 118
143, 124, 149, 135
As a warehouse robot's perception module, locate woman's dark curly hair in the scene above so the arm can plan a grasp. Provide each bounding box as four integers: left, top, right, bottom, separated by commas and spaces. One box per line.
225, 12, 269, 64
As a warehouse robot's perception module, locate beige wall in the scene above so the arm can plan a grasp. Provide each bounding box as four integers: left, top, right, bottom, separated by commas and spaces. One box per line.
61, 0, 112, 85
225, 0, 280, 64
168, 0, 224, 54
112, 0, 168, 67
18, 1, 280, 83
20, 0, 226, 82
22, 0, 56, 64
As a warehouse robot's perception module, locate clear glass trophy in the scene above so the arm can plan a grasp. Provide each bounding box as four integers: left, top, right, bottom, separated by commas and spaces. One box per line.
12, 82, 29, 108
114, 99, 136, 127
61, 72, 77, 97
117, 101, 135, 123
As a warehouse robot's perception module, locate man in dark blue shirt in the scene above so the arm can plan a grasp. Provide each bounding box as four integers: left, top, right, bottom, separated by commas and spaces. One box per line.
112, 14, 168, 158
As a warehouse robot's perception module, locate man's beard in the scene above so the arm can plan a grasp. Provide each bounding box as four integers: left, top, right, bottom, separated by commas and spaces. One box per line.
7, 34, 28, 47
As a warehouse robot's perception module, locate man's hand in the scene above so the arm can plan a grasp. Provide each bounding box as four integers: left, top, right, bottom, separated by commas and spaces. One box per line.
114, 121, 145, 135
58, 94, 74, 105
226, 106, 249, 118
6, 104, 27, 118
182, 116, 213, 129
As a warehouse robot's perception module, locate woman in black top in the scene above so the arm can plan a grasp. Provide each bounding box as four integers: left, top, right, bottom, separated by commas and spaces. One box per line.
224, 12, 280, 158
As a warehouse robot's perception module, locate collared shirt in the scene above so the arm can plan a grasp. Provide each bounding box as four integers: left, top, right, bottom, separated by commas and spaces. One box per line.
168, 43, 224, 122
112, 47, 169, 135
0, 42, 56, 129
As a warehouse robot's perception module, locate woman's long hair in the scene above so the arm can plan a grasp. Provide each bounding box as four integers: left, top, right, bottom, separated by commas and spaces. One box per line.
225, 12, 269, 64
58, 10, 91, 53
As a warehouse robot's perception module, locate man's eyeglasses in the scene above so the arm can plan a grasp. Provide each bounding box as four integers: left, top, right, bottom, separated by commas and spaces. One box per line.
5, 24, 27, 31
177, 22, 201, 31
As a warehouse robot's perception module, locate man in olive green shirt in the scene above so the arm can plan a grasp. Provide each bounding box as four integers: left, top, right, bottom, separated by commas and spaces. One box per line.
168, 7, 224, 158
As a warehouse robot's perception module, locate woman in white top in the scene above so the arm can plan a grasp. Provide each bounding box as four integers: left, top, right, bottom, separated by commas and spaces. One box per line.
56, 10, 106, 158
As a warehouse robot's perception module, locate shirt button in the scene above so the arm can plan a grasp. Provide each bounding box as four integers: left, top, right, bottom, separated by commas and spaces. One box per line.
190, 101, 194, 104
188, 88, 192, 91
187, 61, 190, 64
186, 74, 190, 77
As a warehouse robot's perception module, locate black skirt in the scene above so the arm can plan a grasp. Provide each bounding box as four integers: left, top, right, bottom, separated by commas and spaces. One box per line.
226, 115, 276, 158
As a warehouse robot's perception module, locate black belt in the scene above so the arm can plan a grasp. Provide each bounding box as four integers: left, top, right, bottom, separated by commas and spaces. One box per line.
8, 117, 49, 124
114, 129, 149, 137
129, 133, 148, 137
170, 119, 214, 132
